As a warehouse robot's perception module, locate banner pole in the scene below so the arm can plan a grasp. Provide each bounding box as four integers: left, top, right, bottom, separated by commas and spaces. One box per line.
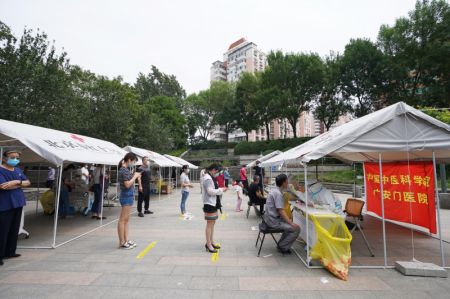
378, 153, 388, 267
432, 151, 445, 267
52, 164, 63, 248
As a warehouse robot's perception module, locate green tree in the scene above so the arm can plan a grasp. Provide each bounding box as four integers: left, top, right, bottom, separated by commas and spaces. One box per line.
209, 81, 239, 143
314, 53, 351, 131
134, 65, 186, 106
421, 108, 450, 124
184, 91, 216, 142
377, 0, 450, 107
145, 95, 187, 148
265, 51, 325, 137
89, 76, 138, 146
235, 72, 261, 140
340, 38, 387, 117
132, 102, 173, 152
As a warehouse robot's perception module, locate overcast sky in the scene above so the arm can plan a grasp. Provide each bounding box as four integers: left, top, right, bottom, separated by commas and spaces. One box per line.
1, 0, 417, 94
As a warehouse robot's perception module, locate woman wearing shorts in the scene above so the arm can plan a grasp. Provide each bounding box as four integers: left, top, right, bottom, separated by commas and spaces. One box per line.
117, 153, 141, 249
202, 163, 227, 253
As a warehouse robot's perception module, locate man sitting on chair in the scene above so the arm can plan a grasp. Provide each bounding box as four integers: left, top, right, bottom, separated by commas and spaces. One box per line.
263, 174, 300, 254
248, 175, 266, 215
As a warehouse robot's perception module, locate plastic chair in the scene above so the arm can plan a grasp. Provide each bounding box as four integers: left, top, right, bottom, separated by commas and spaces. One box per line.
255, 221, 284, 257
344, 198, 375, 257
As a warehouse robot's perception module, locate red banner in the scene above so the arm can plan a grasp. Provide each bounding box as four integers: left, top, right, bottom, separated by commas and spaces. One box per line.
364, 162, 436, 234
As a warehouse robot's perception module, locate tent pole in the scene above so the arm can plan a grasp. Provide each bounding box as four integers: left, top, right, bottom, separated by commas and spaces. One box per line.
52, 164, 63, 248
440, 163, 447, 193
100, 165, 106, 226
304, 162, 310, 268
159, 166, 161, 201
36, 163, 42, 215
378, 153, 388, 267
432, 151, 445, 267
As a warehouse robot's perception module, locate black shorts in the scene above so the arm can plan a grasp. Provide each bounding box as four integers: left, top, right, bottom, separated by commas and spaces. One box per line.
203, 204, 218, 213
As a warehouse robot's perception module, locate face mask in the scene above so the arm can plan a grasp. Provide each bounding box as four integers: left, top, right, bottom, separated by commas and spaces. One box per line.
212, 172, 219, 178
185, 169, 190, 174
129, 162, 135, 168
6, 158, 20, 167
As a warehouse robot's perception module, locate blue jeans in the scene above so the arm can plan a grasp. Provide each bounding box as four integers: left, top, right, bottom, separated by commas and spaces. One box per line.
58, 186, 70, 216
180, 191, 189, 214
92, 184, 102, 214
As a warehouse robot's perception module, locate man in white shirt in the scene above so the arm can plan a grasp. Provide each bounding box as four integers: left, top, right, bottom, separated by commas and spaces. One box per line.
80, 165, 90, 186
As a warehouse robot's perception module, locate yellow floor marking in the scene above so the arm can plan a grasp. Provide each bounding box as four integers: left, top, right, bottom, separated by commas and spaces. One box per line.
220, 213, 228, 221
210, 243, 221, 262
136, 241, 157, 259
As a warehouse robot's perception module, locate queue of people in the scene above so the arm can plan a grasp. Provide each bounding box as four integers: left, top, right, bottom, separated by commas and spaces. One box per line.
1, 155, 300, 262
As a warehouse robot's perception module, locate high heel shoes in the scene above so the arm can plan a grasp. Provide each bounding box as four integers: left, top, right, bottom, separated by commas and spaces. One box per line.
205, 244, 217, 253
212, 244, 221, 249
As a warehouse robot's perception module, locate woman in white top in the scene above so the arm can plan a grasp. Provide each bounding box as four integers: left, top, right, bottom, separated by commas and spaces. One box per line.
179, 165, 193, 215
202, 163, 227, 253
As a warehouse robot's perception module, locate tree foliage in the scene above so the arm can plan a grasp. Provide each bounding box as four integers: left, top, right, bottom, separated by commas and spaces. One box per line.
0, 21, 187, 153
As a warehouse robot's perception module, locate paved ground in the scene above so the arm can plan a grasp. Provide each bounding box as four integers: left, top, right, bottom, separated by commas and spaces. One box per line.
1, 183, 449, 298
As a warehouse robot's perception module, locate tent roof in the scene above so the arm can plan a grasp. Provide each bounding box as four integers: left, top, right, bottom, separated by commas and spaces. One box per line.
262, 102, 450, 166
123, 146, 181, 167
247, 150, 283, 167
0, 119, 127, 166
164, 154, 198, 169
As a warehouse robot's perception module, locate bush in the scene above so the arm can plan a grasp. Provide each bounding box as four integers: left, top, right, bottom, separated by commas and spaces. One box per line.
190, 140, 237, 150
234, 137, 312, 155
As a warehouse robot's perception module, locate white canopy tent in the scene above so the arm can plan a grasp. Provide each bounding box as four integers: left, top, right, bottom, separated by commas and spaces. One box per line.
123, 146, 181, 199
246, 150, 283, 168
164, 154, 198, 169
262, 102, 450, 166
164, 154, 199, 183
247, 150, 283, 188
0, 118, 127, 248
261, 102, 450, 269
123, 146, 180, 168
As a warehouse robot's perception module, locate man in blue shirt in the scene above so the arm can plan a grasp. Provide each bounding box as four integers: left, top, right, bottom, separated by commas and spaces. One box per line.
0, 150, 31, 266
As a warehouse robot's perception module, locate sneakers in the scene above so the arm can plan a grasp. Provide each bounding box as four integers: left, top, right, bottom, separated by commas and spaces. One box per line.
127, 240, 137, 248
144, 210, 153, 214
120, 242, 133, 250
138, 212, 144, 217
120, 240, 137, 249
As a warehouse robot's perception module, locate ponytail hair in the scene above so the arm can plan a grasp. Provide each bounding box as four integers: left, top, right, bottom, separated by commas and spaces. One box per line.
119, 152, 137, 168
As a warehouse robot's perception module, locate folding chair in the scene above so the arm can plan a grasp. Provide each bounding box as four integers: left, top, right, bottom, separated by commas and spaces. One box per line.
255, 221, 284, 257
344, 198, 375, 257
246, 201, 262, 219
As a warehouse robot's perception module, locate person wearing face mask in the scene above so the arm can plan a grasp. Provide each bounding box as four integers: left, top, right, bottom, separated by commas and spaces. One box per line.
262, 174, 300, 254
117, 153, 141, 249
202, 163, 227, 253
137, 156, 153, 217
0, 150, 31, 266
179, 165, 193, 216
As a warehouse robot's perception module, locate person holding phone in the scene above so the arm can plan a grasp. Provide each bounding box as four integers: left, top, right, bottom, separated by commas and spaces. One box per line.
117, 153, 141, 249
202, 163, 227, 253
179, 165, 193, 216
